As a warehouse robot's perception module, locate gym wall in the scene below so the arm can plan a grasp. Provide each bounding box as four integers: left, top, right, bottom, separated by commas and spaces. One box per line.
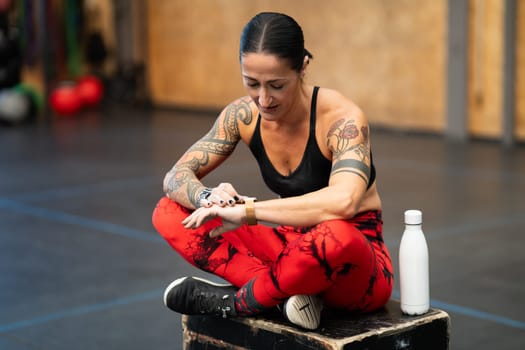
468, 0, 525, 140
147, 0, 446, 133
513, 0, 524, 141
17, 1, 523, 141
146, 0, 525, 142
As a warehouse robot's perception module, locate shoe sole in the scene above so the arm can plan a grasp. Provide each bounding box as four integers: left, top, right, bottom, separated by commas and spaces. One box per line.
163, 276, 233, 306
284, 295, 323, 330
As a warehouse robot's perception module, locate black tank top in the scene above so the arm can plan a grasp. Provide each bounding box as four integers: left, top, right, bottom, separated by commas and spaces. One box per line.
248, 86, 375, 198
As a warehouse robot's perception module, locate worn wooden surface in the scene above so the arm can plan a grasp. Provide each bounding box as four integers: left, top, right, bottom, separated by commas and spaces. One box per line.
182, 300, 450, 350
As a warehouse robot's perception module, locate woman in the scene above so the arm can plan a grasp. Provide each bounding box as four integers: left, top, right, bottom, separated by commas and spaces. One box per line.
152, 12, 393, 330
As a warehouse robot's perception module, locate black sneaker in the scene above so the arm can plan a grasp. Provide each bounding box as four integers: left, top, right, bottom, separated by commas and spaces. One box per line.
163, 276, 238, 318
283, 294, 323, 330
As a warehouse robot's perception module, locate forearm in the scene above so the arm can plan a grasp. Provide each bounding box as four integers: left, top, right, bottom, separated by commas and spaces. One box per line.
163, 166, 206, 209
253, 186, 360, 227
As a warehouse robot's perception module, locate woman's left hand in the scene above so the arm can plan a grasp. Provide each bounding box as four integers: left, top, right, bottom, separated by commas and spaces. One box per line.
182, 205, 246, 238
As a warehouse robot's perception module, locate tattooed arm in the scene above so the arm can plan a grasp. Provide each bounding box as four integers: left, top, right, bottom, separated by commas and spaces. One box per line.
163, 97, 254, 209
327, 115, 372, 194
243, 109, 374, 226
182, 90, 380, 234
184, 103, 378, 234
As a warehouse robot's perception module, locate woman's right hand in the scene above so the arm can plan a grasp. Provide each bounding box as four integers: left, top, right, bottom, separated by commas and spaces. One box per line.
200, 182, 245, 208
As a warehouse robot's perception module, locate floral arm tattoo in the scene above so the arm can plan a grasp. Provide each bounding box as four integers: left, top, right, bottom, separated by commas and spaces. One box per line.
327, 118, 371, 185
164, 98, 253, 207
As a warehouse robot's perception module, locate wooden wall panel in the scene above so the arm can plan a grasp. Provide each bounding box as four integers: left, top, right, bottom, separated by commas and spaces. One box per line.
516, 0, 525, 140
146, 0, 446, 132
468, 0, 504, 139
147, 0, 253, 108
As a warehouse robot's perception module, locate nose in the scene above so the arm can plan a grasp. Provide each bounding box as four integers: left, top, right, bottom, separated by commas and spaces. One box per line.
258, 88, 272, 107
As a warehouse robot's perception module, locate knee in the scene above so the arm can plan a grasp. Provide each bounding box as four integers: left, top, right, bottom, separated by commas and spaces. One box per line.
151, 196, 169, 230
317, 220, 370, 259
151, 197, 189, 239
290, 225, 371, 278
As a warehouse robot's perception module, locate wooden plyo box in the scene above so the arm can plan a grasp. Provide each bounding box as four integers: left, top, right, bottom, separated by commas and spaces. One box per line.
181, 300, 450, 350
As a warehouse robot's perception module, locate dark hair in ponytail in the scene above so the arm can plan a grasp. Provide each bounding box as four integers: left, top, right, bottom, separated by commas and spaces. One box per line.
240, 12, 313, 73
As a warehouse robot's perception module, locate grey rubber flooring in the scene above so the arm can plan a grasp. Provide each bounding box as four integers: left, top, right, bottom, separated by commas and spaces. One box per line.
1, 106, 524, 349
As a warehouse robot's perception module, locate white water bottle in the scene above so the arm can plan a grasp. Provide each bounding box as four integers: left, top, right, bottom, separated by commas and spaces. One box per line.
399, 209, 430, 315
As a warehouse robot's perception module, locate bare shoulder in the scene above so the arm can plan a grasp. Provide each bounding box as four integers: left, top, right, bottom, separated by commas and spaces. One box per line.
316, 87, 366, 126
317, 88, 368, 148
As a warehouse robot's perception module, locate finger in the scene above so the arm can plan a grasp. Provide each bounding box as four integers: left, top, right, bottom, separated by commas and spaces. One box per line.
183, 211, 202, 229
209, 224, 231, 238
209, 227, 222, 238
224, 194, 237, 206
189, 207, 221, 229
182, 209, 204, 228
226, 191, 241, 206
183, 216, 195, 229
200, 198, 212, 208
182, 213, 193, 225
217, 183, 241, 205
214, 192, 240, 206
208, 194, 224, 207
217, 190, 236, 206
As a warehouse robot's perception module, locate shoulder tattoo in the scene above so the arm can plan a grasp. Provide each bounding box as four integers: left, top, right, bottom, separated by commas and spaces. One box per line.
327, 118, 371, 184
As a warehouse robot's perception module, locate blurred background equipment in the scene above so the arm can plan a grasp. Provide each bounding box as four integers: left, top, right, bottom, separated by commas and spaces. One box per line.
0, 4, 21, 89
0, 87, 30, 124
49, 81, 81, 116
0, 0, 148, 124
76, 74, 104, 107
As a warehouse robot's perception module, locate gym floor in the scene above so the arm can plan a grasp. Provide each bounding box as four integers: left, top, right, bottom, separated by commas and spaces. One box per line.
1, 105, 524, 349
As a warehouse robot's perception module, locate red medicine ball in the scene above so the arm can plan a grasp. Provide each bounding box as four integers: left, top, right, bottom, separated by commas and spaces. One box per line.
49, 83, 82, 116
76, 75, 104, 107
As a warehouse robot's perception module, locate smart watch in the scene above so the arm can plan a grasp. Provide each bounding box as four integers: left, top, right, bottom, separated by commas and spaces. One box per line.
196, 187, 213, 207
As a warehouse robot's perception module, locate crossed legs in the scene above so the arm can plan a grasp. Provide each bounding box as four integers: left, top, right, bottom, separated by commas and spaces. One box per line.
152, 197, 393, 316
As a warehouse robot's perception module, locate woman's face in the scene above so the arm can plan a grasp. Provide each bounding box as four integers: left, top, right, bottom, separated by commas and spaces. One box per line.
241, 52, 303, 121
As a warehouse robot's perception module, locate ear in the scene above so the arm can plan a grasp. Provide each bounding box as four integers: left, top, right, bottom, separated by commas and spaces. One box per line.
301, 56, 310, 77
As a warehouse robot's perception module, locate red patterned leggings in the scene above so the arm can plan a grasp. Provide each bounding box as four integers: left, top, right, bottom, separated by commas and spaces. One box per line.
152, 197, 393, 315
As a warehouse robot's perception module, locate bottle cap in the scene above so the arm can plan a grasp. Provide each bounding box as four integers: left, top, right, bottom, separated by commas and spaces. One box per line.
405, 209, 422, 225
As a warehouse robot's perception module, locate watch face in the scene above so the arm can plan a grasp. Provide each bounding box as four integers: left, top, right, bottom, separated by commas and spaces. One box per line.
198, 188, 212, 204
